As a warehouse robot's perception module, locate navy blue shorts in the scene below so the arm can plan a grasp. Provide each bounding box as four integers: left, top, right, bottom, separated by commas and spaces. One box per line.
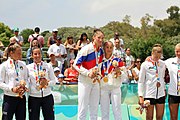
28, 94, 54, 120
168, 95, 180, 104
2, 95, 26, 120
144, 96, 165, 105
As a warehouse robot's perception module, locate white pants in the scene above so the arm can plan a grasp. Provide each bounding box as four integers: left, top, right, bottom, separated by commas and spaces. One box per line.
100, 87, 122, 120
78, 81, 100, 120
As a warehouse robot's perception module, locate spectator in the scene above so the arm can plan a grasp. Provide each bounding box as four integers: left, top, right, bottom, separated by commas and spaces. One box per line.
64, 59, 79, 83
47, 29, 58, 48
49, 52, 63, 73
113, 38, 126, 62
3, 37, 20, 60
64, 36, 77, 67
76, 32, 90, 50
13, 27, 24, 46
124, 48, 135, 82
132, 58, 141, 83
47, 37, 67, 73
26, 39, 41, 64
28, 27, 44, 48
110, 32, 124, 49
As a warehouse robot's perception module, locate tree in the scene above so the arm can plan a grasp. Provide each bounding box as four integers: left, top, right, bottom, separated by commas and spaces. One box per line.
20, 28, 34, 47
0, 22, 13, 46
122, 15, 131, 24
167, 6, 180, 20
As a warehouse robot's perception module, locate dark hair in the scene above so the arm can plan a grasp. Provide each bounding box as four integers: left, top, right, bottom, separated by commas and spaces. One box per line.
30, 39, 41, 48
80, 33, 88, 41
67, 36, 73, 40
31, 47, 41, 55
93, 29, 104, 36
34, 27, 40, 33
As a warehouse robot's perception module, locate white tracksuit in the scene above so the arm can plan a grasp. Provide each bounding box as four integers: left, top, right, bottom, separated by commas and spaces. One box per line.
26, 62, 56, 97
165, 57, 180, 96
138, 59, 166, 99
0, 58, 28, 96
100, 56, 124, 120
73, 42, 104, 120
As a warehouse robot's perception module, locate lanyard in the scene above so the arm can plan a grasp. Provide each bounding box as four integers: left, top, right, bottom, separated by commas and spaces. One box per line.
154, 62, 160, 81
177, 60, 180, 95
103, 56, 113, 76
94, 44, 100, 67
13, 60, 19, 81
34, 62, 43, 82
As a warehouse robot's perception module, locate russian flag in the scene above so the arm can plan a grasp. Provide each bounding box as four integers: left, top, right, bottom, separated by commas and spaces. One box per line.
76, 48, 104, 70
101, 57, 124, 77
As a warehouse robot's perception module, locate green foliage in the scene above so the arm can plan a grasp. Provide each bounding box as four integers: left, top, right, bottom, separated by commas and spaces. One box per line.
0, 22, 13, 46
20, 28, 34, 44
128, 36, 175, 61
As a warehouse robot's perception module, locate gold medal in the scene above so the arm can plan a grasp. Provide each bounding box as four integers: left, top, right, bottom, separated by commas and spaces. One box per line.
156, 82, 161, 88
178, 81, 180, 86
103, 76, 108, 83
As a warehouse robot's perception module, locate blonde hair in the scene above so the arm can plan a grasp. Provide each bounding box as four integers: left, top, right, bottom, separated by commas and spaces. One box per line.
7, 43, 21, 58
175, 43, 180, 49
152, 44, 162, 53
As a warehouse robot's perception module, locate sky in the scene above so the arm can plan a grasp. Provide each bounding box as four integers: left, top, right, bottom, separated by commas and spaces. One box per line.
0, 0, 179, 32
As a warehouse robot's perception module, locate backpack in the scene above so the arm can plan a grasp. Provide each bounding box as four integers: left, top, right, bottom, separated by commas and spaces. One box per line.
32, 34, 39, 40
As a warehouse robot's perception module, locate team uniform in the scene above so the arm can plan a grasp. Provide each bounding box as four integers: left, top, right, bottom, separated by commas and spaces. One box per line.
100, 56, 124, 120
165, 57, 180, 103
27, 61, 56, 120
0, 58, 28, 120
138, 57, 166, 105
73, 42, 103, 120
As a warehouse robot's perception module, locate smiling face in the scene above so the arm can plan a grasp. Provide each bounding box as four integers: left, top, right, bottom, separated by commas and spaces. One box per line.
104, 41, 114, 58
32, 48, 42, 63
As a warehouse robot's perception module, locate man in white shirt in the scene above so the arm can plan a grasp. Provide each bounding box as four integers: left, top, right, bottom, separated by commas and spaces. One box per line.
47, 37, 67, 73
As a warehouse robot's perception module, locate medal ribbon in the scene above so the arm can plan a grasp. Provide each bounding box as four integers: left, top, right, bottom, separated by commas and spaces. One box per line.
34, 62, 43, 82
93, 44, 100, 67
103, 56, 114, 76
13, 60, 19, 81
177, 59, 180, 95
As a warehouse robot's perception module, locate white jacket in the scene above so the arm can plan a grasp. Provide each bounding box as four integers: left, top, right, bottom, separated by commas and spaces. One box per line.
100, 56, 125, 90
73, 42, 104, 84
27, 62, 56, 97
165, 57, 180, 96
138, 59, 166, 99
0, 58, 28, 97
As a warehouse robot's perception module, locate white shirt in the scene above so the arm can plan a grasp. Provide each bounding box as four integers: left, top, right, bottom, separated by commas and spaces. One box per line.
125, 55, 135, 68
47, 44, 67, 64
165, 57, 180, 96
138, 59, 166, 99
0, 58, 28, 97
27, 62, 56, 97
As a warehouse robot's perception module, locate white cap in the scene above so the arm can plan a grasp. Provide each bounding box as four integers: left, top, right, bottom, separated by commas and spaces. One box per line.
52, 29, 58, 32
58, 74, 65, 78
54, 67, 60, 72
